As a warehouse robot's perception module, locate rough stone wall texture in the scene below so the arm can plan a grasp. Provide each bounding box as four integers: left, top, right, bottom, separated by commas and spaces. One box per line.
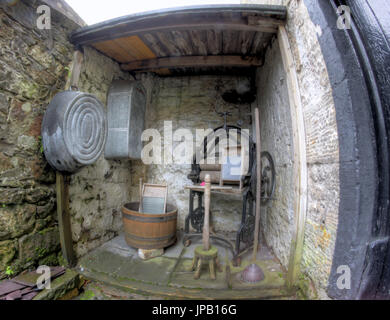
256, 39, 295, 269
0, 0, 78, 278
130, 75, 252, 233
244, 0, 340, 298
69, 47, 133, 258
0, 0, 133, 273
285, 0, 340, 299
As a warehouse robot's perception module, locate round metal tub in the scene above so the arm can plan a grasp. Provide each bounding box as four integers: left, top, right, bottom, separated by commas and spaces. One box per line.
121, 202, 177, 250
41, 90, 107, 173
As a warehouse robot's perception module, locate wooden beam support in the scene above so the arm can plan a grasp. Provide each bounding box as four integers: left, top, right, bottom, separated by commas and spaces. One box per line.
57, 50, 84, 267
56, 172, 75, 266
253, 108, 262, 262
278, 26, 308, 289
121, 55, 262, 72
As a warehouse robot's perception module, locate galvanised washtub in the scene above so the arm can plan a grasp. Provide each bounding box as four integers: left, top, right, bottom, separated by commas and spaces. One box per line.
41, 90, 107, 173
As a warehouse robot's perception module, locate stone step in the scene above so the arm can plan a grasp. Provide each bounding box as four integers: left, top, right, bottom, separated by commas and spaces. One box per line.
33, 269, 81, 300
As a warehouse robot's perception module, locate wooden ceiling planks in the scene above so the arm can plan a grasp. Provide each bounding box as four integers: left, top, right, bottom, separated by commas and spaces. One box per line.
93, 35, 170, 75
170, 31, 194, 56
206, 30, 223, 56
189, 30, 208, 56
141, 33, 170, 57
93, 36, 156, 63
71, 5, 287, 45
93, 40, 135, 63
238, 30, 257, 56
155, 31, 183, 57
70, 5, 287, 75
115, 36, 156, 60
249, 32, 274, 55
93, 29, 271, 74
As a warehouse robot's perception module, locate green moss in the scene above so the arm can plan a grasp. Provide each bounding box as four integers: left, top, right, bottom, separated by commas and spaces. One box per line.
19, 81, 39, 99
38, 227, 53, 236
38, 136, 44, 154
80, 290, 95, 300
39, 253, 58, 266
35, 247, 47, 258
5, 266, 14, 277
64, 66, 71, 79
295, 274, 318, 300
57, 252, 68, 267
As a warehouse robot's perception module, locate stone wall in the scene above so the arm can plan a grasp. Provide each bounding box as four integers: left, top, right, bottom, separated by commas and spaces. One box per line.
0, 0, 133, 275
256, 39, 295, 269
285, 0, 340, 299
0, 0, 78, 278
0, 0, 341, 299
243, 0, 341, 298
130, 75, 252, 233
68, 47, 133, 258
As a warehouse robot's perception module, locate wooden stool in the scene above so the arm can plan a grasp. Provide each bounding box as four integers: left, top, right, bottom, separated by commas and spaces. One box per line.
191, 246, 222, 280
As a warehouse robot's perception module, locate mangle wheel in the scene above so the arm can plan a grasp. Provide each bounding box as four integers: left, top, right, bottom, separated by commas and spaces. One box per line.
191, 206, 205, 233
250, 151, 276, 204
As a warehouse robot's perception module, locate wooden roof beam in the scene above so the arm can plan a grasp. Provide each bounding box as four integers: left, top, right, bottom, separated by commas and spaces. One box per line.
121, 55, 262, 72
70, 5, 287, 46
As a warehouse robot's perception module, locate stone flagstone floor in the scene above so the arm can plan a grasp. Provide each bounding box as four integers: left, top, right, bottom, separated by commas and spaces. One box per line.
75, 232, 295, 300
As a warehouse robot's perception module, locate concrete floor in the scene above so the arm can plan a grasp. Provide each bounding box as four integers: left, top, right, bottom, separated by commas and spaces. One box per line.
76, 232, 294, 300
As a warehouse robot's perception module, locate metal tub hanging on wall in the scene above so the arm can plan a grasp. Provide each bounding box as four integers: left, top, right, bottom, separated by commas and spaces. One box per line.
41, 90, 107, 173
104, 80, 146, 160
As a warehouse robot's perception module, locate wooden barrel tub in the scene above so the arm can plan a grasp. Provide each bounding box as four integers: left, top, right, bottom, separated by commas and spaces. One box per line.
121, 202, 177, 250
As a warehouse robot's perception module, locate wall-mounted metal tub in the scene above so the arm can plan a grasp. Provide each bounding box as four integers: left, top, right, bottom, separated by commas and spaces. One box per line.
41, 90, 107, 173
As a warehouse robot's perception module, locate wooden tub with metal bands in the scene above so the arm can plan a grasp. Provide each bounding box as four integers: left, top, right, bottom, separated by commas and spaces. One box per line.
121, 202, 177, 250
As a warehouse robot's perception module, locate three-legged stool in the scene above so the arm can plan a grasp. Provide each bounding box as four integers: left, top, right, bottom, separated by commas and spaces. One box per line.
191, 245, 222, 280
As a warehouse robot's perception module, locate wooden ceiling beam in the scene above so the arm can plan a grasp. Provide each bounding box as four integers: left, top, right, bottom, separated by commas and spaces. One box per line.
121, 55, 262, 72
70, 5, 287, 46
73, 22, 278, 46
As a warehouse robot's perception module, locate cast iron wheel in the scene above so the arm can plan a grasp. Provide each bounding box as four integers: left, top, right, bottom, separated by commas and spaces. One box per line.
190, 206, 205, 233
189, 125, 255, 184
249, 151, 276, 204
